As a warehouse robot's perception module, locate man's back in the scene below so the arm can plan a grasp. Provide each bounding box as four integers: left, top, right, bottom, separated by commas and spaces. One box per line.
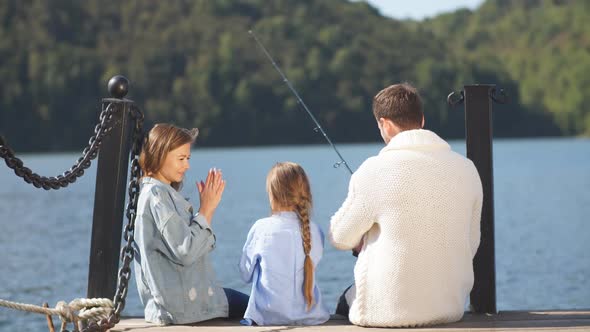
330, 129, 483, 327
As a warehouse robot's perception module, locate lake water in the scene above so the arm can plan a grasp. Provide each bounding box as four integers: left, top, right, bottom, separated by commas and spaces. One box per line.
1, 138, 589, 331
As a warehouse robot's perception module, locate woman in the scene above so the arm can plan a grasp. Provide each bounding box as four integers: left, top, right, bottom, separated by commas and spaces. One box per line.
133, 123, 248, 325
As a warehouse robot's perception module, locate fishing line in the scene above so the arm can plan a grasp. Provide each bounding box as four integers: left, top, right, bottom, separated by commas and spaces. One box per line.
249, 30, 353, 175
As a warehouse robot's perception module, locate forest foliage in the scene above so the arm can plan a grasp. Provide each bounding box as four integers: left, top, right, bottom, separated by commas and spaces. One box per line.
0, 0, 587, 151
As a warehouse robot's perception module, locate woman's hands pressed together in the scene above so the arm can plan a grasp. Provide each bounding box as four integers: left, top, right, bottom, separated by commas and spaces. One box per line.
197, 168, 226, 225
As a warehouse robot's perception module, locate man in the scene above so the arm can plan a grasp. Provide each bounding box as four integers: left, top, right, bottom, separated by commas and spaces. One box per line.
329, 83, 483, 327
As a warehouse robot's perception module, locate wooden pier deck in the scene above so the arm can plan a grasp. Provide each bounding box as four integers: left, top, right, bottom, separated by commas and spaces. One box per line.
113, 310, 590, 331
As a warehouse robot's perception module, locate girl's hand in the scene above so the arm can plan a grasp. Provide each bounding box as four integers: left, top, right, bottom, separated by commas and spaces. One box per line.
197, 168, 226, 225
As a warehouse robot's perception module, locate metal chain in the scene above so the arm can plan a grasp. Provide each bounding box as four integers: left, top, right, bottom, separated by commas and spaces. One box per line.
0, 104, 116, 190
81, 104, 144, 332
0, 99, 144, 332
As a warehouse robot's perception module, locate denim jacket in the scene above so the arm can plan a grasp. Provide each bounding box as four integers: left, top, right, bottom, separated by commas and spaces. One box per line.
133, 177, 228, 324
239, 211, 330, 325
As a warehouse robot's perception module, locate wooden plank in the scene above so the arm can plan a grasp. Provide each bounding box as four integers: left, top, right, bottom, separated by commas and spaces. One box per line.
112, 311, 590, 331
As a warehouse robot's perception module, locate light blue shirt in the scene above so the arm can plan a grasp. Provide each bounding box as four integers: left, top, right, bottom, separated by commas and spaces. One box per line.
239, 211, 330, 326
133, 177, 228, 324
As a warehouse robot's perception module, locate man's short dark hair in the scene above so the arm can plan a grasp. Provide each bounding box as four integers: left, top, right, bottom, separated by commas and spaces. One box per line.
372, 83, 423, 130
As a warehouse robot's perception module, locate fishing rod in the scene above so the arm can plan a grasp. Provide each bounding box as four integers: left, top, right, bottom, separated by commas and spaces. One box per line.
249, 30, 353, 175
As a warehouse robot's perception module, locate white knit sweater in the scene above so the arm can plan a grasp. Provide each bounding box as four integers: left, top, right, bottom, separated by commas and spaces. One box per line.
329, 129, 483, 327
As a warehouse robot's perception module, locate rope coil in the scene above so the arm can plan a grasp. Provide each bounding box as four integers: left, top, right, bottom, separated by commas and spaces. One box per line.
0, 298, 113, 330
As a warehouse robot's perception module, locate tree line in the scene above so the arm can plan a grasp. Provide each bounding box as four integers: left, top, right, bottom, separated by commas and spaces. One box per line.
0, 0, 587, 152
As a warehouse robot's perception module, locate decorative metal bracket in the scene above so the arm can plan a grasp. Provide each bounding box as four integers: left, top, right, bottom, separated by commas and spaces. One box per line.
447, 90, 465, 107
448, 88, 509, 107
490, 88, 509, 104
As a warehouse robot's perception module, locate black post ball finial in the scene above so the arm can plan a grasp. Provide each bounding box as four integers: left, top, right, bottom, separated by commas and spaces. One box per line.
108, 75, 129, 99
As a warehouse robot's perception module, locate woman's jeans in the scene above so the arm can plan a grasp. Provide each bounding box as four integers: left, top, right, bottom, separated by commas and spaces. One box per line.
223, 288, 249, 319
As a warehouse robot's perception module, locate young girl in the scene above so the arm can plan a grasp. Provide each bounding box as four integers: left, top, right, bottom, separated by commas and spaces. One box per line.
239, 162, 330, 326
133, 123, 248, 325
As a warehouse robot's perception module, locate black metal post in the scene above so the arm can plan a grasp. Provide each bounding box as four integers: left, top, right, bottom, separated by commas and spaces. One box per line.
463, 84, 497, 314
87, 76, 134, 299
